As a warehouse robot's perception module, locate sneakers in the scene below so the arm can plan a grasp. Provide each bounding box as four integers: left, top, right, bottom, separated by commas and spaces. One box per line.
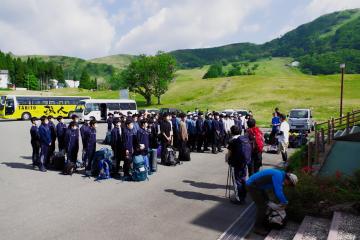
39, 167, 47, 172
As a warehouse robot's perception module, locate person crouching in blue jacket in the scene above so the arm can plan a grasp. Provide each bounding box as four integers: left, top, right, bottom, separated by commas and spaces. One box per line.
246, 169, 298, 236
38, 116, 51, 172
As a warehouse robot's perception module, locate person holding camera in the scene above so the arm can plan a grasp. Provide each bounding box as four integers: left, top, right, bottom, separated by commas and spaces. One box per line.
226, 125, 252, 204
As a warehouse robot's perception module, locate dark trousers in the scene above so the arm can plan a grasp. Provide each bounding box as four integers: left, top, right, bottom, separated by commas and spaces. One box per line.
204, 133, 211, 150
31, 141, 40, 166
196, 134, 204, 151
232, 166, 247, 201
123, 154, 132, 176
58, 139, 65, 153
85, 147, 95, 171
48, 139, 56, 161
179, 139, 187, 161
67, 147, 78, 163
252, 152, 263, 174
40, 144, 49, 169
247, 185, 269, 228
113, 148, 122, 173
188, 134, 196, 151
212, 133, 221, 153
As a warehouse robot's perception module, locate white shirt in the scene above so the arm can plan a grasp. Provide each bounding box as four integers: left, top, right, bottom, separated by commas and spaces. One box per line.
278, 121, 290, 144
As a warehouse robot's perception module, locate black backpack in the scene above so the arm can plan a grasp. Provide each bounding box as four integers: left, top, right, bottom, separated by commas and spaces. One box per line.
63, 161, 76, 175
52, 151, 66, 171
228, 135, 252, 167
164, 147, 178, 166
179, 146, 191, 161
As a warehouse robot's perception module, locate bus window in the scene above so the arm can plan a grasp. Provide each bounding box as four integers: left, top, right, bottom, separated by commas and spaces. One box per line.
120, 103, 137, 110
49, 100, 56, 105
32, 97, 48, 105
17, 97, 32, 105
108, 103, 120, 110
85, 103, 99, 112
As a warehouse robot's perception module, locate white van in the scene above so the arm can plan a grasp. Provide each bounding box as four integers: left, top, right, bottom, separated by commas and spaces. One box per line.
74, 99, 137, 121
288, 108, 315, 132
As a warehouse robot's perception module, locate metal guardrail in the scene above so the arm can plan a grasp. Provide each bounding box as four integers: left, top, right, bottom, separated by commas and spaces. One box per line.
308, 110, 360, 167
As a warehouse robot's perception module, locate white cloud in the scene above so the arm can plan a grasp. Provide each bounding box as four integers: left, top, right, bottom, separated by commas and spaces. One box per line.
0, 0, 115, 59
114, 0, 270, 54
305, 0, 360, 19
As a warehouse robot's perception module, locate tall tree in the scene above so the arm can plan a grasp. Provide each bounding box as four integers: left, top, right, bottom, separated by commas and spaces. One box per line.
79, 70, 91, 89
120, 53, 176, 105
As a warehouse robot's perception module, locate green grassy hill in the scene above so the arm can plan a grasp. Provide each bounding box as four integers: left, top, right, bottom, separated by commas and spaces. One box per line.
171, 8, 360, 73
18, 55, 116, 82
2, 57, 359, 126
88, 54, 134, 69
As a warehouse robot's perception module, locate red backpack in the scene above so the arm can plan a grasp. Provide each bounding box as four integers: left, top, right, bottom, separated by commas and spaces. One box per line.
247, 127, 264, 153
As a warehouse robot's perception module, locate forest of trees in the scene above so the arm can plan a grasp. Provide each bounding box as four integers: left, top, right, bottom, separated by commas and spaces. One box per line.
203, 62, 259, 79
172, 9, 360, 75
0, 51, 64, 90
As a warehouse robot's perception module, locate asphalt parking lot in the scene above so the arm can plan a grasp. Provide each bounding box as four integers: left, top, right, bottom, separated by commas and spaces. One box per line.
0, 120, 286, 240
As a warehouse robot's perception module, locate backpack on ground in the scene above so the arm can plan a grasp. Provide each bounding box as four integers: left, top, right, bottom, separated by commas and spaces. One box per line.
164, 147, 178, 166
51, 151, 66, 171
265, 202, 287, 229
132, 155, 148, 182
97, 158, 112, 180
103, 131, 111, 145
63, 161, 76, 175
179, 146, 191, 161
149, 149, 158, 172
91, 148, 113, 176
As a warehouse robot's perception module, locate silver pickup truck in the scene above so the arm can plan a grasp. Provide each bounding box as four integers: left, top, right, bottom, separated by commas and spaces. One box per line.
288, 108, 315, 132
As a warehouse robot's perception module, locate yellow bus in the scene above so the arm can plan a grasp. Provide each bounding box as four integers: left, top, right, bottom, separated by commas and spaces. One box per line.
0, 95, 90, 120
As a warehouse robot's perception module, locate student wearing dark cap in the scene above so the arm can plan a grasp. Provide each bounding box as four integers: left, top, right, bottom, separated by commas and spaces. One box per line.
136, 119, 151, 173
196, 112, 205, 152
69, 114, 79, 128
211, 113, 222, 154
111, 117, 123, 175
65, 121, 79, 164
160, 113, 173, 164
56, 116, 67, 153
30, 117, 40, 168
84, 120, 97, 176
203, 113, 213, 151
122, 119, 135, 177
107, 113, 114, 132
80, 119, 90, 167
38, 116, 51, 172
47, 115, 57, 163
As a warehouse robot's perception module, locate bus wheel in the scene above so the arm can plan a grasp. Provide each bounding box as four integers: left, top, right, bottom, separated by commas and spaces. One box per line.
21, 112, 31, 120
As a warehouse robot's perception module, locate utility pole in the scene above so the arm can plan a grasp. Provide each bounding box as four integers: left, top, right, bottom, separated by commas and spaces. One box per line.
339, 63, 345, 120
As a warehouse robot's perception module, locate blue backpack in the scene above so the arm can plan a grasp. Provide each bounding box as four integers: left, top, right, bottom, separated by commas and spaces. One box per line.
132, 155, 148, 182
97, 158, 112, 180
92, 148, 113, 177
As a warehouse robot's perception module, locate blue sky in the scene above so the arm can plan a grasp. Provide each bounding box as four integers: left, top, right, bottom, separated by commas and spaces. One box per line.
0, 0, 359, 59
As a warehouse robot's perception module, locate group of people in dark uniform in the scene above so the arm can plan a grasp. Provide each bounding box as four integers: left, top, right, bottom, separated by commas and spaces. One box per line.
30, 114, 97, 173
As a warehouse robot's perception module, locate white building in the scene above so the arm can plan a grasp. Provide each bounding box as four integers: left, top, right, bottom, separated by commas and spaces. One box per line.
0, 70, 10, 88
49, 79, 58, 89
291, 61, 300, 67
65, 80, 80, 88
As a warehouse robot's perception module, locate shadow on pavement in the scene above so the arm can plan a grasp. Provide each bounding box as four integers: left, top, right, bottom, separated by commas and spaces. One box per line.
20, 156, 33, 160
165, 189, 225, 202
1, 162, 34, 170
183, 180, 227, 190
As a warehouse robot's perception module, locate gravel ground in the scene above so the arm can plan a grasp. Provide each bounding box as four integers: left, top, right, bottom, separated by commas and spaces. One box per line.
293, 216, 330, 240
337, 212, 360, 240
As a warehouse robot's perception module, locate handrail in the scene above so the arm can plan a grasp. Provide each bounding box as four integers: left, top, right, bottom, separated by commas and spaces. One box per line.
308, 109, 360, 168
